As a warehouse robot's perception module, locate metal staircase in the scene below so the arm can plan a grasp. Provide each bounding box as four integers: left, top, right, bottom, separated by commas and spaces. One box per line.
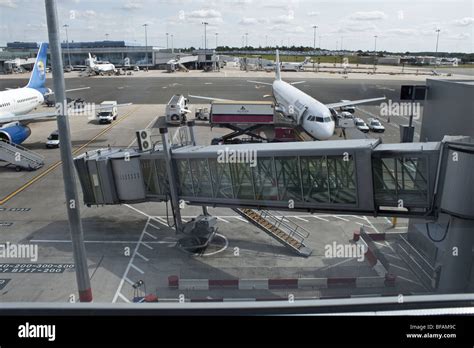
233, 208, 313, 257
0, 140, 45, 171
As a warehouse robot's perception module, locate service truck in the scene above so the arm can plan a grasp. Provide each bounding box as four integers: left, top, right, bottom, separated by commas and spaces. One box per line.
97, 101, 118, 124
166, 94, 190, 124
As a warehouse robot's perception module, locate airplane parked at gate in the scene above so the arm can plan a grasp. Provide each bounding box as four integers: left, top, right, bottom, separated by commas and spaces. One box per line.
190, 50, 385, 140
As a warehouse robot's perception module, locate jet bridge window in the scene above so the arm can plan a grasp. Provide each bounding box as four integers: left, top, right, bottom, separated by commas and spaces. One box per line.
373, 156, 429, 207
301, 155, 356, 204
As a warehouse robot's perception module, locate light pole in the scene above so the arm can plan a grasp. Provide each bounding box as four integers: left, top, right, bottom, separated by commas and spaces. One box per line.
63, 24, 71, 68
312, 25, 318, 51
341, 36, 343, 51
171, 34, 174, 53
202, 22, 208, 51
215, 32, 218, 48
265, 35, 268, 48
435, 28, 441, 67
166, 32, 169, 50
143, 24, 149, 67
105, 33, 109, 41
373, 35, 378, 70
245, 32, 248, 47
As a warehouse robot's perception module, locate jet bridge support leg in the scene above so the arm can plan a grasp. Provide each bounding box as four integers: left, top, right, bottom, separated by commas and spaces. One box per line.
160, 128, 183, 233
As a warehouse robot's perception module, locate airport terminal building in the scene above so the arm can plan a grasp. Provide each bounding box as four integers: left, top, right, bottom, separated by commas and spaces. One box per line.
0, 41, 218, 72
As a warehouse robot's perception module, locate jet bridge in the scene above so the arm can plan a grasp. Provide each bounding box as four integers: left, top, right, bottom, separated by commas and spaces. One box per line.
75, 133, 442, 218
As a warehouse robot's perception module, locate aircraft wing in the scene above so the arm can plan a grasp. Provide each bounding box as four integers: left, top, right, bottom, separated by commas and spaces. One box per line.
188, 95, 235, 102
44, 86, 91, 97
325, 97, 386, 109
0, 111, 57, 124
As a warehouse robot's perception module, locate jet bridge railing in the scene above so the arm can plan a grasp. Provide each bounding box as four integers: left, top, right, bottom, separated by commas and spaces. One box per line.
74, 137, 444, 218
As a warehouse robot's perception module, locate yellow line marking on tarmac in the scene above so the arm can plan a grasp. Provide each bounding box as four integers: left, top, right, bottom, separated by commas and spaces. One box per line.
0, 106, 141, 205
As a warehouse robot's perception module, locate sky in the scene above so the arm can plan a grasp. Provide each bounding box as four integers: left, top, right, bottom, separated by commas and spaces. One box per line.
0, 0, 473, 53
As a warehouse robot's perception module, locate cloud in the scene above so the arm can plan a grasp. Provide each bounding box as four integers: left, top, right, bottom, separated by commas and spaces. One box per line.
446, 33, 471, 40
335, 23, 377, 33
74, 10, 97, 19
387, 28, 418, 36
308, 11, 320, 17
272, 11, 295, 24
238, 17, 268, 25
187, 9, 222, 19
349, 11, 386, 21
453, 17, 474, 26
0, 0, 17, 8
122, 1, 143, 10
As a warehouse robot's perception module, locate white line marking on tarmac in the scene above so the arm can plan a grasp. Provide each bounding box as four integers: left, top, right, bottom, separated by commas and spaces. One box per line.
312, 216, 329, 222
130, 263, 145, 274
334, 216, 350, 222
292, 216, 309, 222
118, 292, 131, 303
148, 223, 161, 230
124, 277, 135, 286
234, 216, 249, 223
112, 218, 149, 303
142, 242, 154, 250
144, 231, 157, 240
319, 258, 353, 271
136, 252, 149, 262
216, 217, 230, 223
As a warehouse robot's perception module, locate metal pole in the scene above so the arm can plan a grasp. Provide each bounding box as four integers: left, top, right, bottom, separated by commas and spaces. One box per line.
203, 22, 208, 52
166, 32, 169, 50
160, 128, 183, 233
435, 29, 441, 67
143, 24, 148, 67
246, 33, 248, 47
63, 24, 71, 68
373, 35, 378, 71
215, 33, 218, 49
171, 34, 174, 54
45, 0, 92, 302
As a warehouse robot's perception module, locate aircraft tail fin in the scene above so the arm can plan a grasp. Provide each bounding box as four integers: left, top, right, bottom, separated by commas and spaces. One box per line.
275, 49, 281, 81
26, 42, 48, 94
87, 53, 94, 67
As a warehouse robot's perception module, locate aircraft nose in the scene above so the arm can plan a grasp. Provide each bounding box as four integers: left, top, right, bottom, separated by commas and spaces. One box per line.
319, 122, 335, 140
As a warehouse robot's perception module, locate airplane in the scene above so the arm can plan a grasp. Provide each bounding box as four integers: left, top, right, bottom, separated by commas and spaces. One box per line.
86, 53, 116, 76
264, 56, 311, 72
190, 50, 385, 140
281, 57, 311, 72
